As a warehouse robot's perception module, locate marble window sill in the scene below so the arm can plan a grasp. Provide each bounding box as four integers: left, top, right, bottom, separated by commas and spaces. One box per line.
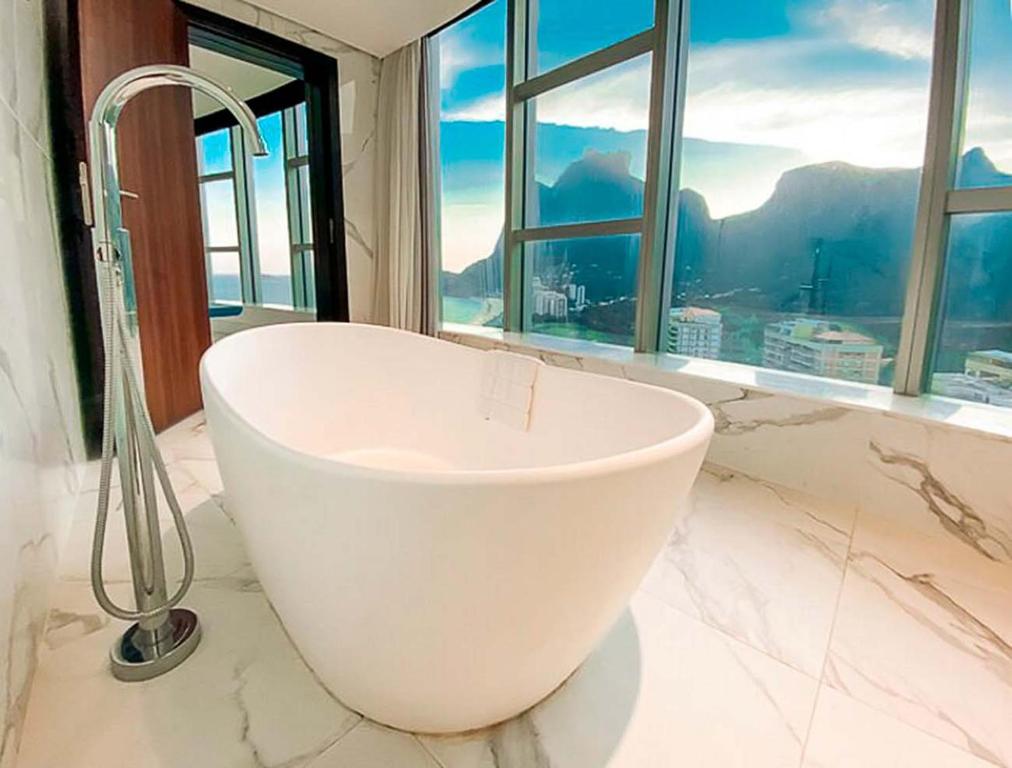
438, 322, 1012, 444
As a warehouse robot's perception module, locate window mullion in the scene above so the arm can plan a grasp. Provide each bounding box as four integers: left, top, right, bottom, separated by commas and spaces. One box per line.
635, 0, 686, 353
894, 0, 971, 395
197, 180, 215, 302
516, 218, 643, 242
513, 29, 654, 101
231, 125, 261, 304
503, 0, 531, 332
282, 106, 307, 309
946, 186, 1012, 214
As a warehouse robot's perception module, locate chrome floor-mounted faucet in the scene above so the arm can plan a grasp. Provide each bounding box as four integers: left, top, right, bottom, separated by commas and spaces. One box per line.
87, 65, 267, 681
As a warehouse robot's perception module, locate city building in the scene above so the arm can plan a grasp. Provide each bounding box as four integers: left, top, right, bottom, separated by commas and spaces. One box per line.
763, 319, 883, 384
531, 277, 569, 320
565, 282, 587, 309
932, 349, 1012, 406
964, 349, 1012, 386
667, 307, 723, 358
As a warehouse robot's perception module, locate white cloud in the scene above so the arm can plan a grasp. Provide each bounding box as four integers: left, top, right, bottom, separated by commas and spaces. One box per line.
963, 85, 1012, 171
682, 35, 933, 170
440, 204, 503, 273
255, 201, 292, 276
437, 35, 480, 91
809, 0, 935, 60
443, 56, 652, 132
535, 57, 652, 132
683, 80, 931, 169
443, 92, 505, 122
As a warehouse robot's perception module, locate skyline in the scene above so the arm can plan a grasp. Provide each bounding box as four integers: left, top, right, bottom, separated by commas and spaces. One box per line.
436, 0, 1012, 274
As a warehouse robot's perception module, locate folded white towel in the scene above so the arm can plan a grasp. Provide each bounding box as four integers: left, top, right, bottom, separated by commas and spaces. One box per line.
479, 350, 543, 431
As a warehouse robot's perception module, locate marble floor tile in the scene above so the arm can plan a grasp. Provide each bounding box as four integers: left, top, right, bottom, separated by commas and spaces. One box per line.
803, 686, 1000, 768
421, 591, 819, 768
19, 411, 1005, 768
825, 508, 1012, 766
309, 721, 439, 768
158, 413, 216, 464
642, 465, 856, 677
60, 489, 249, 586
17, 579, 360, 768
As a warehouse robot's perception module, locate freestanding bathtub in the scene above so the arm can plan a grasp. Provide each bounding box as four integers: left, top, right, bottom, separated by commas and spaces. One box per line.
200, 323, 713, 733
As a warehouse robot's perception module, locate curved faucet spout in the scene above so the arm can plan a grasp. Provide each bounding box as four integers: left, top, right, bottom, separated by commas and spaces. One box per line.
87, 64, 268, 325
88, 64, 267, 267
91, 63, 268, 156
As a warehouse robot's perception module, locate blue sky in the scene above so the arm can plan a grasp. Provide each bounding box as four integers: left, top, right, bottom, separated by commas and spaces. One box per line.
199, 111, 293, 279
435, 0, 1012, 273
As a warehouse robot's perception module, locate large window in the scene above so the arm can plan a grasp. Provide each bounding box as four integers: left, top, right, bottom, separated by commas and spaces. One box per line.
430, 0, 507, 328
429, 0, 1012, 410
665, 0, 933, 385
509, 0, 656, 345
917, 0, 1012, 406
195, 102, 315, 311
196, 128, 244, 304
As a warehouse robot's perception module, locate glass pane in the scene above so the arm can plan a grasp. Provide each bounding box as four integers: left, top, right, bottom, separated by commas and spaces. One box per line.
525, 234, 639, 346
433, 0, 506, 328
253, 111, 294, 308
297, 163, 313, 245
534, 0, 653, 74
200, 179, 239, 248
929, 212, 1012, 407
527, 54, 651, 227
300, 248, 316, 311
208, 250, 241, 303
197, 128, 232, 175
665, 0, 934, 386
296, 102, 309, 157
956, 0, 1012, 186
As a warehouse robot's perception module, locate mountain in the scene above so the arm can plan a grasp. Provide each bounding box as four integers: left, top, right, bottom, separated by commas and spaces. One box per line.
443, 149, 643, 303
675, 161, 922, 317
443, 146, 1012, 336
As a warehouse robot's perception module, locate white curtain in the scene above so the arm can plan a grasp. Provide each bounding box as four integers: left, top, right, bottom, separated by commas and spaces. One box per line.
373, 39, 437, 334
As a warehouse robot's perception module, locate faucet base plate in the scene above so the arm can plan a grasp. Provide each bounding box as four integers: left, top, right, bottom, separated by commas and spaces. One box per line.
110, 608, 201, 682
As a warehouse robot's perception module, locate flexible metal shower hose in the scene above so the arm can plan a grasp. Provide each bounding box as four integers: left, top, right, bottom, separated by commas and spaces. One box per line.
91, 257, 197, 621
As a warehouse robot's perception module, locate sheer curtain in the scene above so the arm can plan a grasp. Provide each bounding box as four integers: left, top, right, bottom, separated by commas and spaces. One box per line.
372, 38, 437, 334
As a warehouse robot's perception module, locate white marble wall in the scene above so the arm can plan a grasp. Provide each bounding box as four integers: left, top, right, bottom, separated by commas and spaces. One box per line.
187, 0, 380, 323
0, 0, 86, 763
440, 329, 1012, 541
442, 329, 1012, 762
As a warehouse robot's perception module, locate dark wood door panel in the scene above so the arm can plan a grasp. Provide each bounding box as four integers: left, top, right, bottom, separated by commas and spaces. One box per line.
78, 0, 210, 431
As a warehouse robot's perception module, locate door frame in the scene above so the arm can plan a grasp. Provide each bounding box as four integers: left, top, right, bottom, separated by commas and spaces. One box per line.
45, 0, 350, 455
182, 2, 350, 323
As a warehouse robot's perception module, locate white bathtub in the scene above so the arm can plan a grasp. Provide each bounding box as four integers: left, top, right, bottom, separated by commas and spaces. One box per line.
200, 323, 713, 733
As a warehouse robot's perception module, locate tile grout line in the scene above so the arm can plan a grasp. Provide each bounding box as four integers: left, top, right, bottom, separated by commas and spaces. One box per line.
643, 470, 854, 687
0, 91, 52, 162
302, 716, 366, 767
797, 495, 1010, 768
796, 500, 861, 767
413, 734, 449, 768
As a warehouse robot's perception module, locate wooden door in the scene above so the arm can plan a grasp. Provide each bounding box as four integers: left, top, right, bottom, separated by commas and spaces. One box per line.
77, 0, 210, 431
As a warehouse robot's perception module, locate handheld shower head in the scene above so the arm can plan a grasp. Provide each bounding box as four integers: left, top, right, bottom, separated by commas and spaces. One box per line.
85, 63, 269, 681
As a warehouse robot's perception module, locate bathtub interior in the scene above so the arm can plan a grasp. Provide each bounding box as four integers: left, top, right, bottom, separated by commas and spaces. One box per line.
201, 324, 706, 472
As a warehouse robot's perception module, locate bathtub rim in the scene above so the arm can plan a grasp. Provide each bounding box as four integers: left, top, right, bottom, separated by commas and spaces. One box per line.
199, 322, 714, 487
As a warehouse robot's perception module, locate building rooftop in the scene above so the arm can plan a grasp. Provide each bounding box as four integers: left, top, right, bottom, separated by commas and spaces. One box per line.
968, 349, 1012, 366
766, 318, 879, 348
812, 329, 877, 345
671, 306, 722, 323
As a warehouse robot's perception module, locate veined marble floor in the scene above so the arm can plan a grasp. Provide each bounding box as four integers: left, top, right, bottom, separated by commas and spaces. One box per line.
15, 414, 1012, 768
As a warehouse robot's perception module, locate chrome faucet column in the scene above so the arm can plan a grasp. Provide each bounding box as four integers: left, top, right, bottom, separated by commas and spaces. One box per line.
87, 65, 267, 681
